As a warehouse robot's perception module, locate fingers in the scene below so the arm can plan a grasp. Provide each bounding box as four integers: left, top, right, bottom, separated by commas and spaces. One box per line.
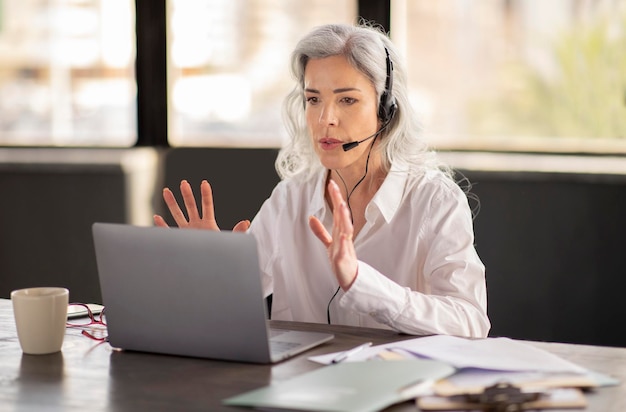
160, 179, 241, 231
180, 180, 200, 221
312, 180, 358, 291
329, 181, 357, 290
337, 200, 354, 240
200, 180, 217, 224
328, 180, 354, 241
309, 216, 332, 247
162, 187, 189, 227
233, 220, 251, 232
153, 214, 169, 228
336, 229, 358, 290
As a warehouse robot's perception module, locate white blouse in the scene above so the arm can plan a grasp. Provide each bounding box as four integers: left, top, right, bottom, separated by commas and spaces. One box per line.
248, 165, 490, 338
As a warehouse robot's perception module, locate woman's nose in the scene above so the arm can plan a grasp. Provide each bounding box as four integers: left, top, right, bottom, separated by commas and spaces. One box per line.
319, 104, 338, 126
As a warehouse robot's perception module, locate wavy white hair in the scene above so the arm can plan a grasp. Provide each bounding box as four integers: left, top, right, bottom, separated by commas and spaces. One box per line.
275, 22, 450, 180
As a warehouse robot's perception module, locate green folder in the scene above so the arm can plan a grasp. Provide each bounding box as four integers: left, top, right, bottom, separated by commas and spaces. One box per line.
223, 359, 455, 412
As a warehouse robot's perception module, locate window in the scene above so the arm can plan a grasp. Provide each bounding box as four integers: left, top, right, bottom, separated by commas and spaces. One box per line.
0, 0, 136, 146
3, 0, 623, 153
168, 0, 357, 147
392, 0, 626, 153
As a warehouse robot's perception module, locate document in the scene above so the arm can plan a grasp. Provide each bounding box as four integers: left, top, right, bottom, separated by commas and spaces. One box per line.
309, 335, 619, 398
310, 335, 586, 374
222, 359, 455, 412
301, 336, 619, 411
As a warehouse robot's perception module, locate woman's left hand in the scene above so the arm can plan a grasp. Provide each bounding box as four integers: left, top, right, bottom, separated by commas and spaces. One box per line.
308, 180, 358, 290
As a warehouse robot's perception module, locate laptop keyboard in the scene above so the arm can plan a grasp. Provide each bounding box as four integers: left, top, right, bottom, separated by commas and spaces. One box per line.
270, 340, 301, 355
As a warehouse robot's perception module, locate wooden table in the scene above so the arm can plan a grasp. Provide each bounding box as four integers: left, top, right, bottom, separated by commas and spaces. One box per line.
0, 299, 623, 411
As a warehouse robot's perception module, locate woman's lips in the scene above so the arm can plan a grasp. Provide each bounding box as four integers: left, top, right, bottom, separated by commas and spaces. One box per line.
319, 138, 344, 150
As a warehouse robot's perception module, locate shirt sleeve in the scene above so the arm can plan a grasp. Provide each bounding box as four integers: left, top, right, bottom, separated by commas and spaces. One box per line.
338, 183, 490, 338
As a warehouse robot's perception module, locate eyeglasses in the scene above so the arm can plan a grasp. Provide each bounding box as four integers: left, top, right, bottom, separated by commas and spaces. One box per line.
66, 303, 108, 342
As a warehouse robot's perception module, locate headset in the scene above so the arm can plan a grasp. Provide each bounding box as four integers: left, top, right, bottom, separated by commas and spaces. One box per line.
378, 47, 397, 124
341, 46, 398, 151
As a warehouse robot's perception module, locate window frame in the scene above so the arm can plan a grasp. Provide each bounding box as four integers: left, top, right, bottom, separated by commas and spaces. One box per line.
134, 0, 388, 148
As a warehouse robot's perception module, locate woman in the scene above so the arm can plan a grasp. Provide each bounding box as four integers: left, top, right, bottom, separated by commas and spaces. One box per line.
154, 23, 490, 338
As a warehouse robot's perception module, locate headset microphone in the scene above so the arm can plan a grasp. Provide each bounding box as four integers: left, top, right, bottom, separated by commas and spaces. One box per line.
342, 124, 386, 151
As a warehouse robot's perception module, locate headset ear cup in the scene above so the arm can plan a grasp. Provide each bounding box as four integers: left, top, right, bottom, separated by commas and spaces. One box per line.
378, 93, 397, 123
387, 98, 397, 121
378, 93, 388, 121
379, 47, 397, 124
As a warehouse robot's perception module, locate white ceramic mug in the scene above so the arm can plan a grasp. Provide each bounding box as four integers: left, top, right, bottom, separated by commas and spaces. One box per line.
11, 287, 69, 355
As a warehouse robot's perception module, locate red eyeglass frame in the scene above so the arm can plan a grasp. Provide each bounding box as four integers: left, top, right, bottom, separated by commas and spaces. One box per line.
66, 302, 108, 342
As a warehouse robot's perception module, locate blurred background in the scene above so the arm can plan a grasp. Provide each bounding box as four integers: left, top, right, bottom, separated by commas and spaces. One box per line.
0, 0, 624, 347
1, 0, 624, 149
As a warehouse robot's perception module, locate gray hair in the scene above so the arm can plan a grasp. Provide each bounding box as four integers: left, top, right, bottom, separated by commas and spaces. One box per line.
275, 22, 449, 180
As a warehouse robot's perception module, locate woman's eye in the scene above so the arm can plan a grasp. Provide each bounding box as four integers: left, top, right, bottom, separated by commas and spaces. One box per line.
306, 96, 319, 105
341, 97, 356, 105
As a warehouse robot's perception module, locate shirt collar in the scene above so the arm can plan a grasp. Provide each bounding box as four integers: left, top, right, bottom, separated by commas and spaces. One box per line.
308, 165, 408, 224
370, 162, 408, 223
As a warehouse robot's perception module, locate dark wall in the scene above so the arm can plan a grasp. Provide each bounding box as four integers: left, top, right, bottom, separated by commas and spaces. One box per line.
464, 170, 626, 347
1, 149, 624, 347
156, 148, 281, 230
0, 148, 280, 304
157, 150, 626, 346
0, 162, 126, 303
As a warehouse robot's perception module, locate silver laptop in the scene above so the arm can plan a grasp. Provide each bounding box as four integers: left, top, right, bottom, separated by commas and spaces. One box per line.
92, 222, 333, 363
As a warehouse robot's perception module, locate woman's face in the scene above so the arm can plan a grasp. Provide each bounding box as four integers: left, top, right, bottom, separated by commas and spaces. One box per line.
304, 55, 380, 173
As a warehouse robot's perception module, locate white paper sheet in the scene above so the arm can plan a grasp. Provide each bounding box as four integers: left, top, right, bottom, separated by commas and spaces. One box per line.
309, 335, 587, 374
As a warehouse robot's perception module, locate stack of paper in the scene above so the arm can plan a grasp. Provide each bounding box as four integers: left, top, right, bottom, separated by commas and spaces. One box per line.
309, 335, 619, 410
312, 335, 584, 372
225, 336, 618, 411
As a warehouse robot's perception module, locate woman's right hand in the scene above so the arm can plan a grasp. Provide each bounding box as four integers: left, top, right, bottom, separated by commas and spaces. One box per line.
153, 179, 250, 232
